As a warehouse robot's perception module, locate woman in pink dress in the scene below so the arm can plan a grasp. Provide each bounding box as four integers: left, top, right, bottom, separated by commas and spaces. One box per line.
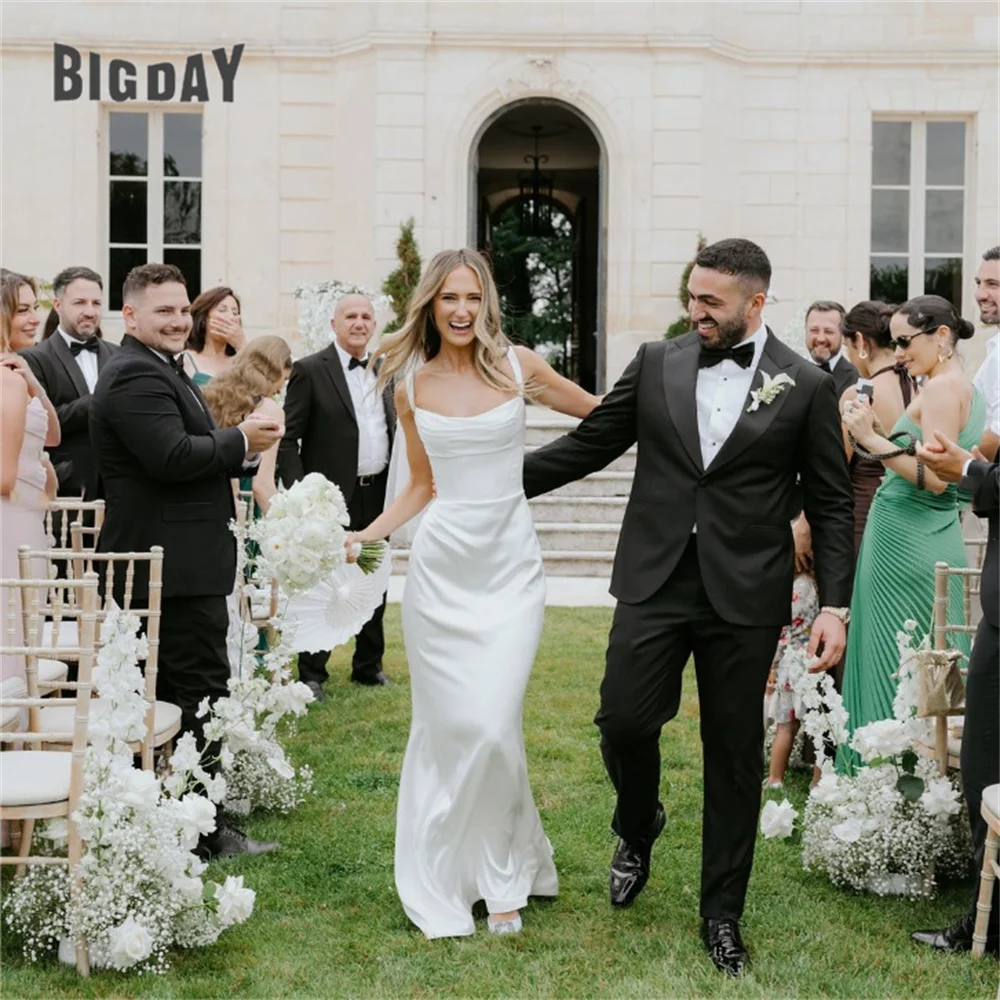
1, 270, 61, 673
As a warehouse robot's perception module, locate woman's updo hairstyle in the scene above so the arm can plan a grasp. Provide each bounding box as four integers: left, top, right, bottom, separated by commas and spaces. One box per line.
841, 300, 894, 351
894, 295, 975, 345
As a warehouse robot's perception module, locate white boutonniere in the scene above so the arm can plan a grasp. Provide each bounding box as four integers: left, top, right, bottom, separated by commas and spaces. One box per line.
747, 372, 795, 413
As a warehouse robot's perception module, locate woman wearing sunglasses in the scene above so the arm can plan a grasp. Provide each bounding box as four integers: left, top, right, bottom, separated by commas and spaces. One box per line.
836, 295, 985, 771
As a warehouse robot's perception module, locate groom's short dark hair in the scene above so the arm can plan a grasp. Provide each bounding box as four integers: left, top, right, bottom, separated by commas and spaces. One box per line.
695, 239, 771, 293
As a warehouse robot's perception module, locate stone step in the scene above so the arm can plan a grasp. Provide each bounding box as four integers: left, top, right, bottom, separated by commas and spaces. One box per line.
549, 471, 634, 498
390, 548, 615, 578
525, 443, 636, 472
529, 495, 627, 524
535, 522, 621, 551
524, 418, 580, 447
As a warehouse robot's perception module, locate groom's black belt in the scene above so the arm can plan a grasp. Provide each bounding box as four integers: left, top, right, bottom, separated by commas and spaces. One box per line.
357, 471, 387, 487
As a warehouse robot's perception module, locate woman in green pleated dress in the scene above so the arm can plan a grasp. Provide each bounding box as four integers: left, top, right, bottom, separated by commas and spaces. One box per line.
837, 296, 984, 773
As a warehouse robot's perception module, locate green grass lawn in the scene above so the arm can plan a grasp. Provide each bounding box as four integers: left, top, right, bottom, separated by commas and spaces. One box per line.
2, 606, 996, 998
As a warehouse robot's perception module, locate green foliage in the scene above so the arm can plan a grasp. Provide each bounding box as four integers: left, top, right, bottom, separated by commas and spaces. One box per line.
381, 218, 422, 334
664, 232, 707, 339
491, 203, 574, 373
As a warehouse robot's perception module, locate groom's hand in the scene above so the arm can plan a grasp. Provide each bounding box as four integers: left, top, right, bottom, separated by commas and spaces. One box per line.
808, 612, 846, 673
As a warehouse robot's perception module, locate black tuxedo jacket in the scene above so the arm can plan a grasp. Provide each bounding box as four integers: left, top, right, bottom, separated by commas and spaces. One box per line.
20, 333, 117, 500
90, 335, 248, 600
962, 460, 999, 627
277, 344, 395, 502
828, 355, 860, 398
524, 331, 855, 625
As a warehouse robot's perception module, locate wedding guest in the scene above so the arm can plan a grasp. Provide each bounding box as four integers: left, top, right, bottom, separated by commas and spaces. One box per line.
20, 266, 116, 502
973, 246, 999, 461
278, 294, 394, 701
183, 285, 246, 385
912, 431, 998, 955
91, 263, 282, 858
839, 300, 916, 553
202, 335, 291, 515
765, 572, 821, 789
1, 282, 60, 695
837, 296, 984, 770
1, 268, 41, 350
42, 305, 103, 342
805, 300, 859, 396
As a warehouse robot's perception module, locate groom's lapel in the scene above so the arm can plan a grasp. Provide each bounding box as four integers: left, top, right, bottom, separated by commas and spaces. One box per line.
707, 330, 796, 474
662, 337, 703, 474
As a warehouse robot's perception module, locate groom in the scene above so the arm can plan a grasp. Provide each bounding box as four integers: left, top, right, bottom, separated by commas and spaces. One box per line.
523, 239, 854, 976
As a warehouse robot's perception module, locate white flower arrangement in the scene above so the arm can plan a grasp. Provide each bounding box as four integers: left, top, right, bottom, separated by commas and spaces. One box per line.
747, 371, 795, 413
2, 610, 255, 974
245, 472, 351, 595
760, 622, 971, 898
294, 280, 392, 356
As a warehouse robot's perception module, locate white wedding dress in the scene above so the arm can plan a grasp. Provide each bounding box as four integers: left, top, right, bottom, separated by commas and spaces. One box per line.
395, 347, 558, 938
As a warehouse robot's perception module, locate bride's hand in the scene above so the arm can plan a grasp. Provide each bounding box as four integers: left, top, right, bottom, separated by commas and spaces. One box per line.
344, 531, 361, 563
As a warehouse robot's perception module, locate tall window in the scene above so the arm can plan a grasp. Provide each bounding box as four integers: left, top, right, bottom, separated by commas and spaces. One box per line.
108, 110, 202, 309
870, 119, 968, 307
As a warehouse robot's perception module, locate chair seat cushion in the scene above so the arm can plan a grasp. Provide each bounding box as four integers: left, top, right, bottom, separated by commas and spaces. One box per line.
38, 700, 182, 739
983, 784, 1000, 822
0, 751, 71, 807
38, 659, 69, 686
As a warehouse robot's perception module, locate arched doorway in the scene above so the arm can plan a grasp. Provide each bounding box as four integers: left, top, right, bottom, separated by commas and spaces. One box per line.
471, 100, 603, 392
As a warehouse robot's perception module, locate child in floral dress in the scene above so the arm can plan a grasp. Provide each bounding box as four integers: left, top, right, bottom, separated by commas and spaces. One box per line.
765, 571, 821, 789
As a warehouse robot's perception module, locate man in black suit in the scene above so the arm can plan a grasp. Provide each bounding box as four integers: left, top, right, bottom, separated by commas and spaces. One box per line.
278, 294, 395, 700
913, 431, 998, 955
20, 266, 116, 502
91, 262, 284, 858
523, 239, 854, 976
804, 299, 860, 398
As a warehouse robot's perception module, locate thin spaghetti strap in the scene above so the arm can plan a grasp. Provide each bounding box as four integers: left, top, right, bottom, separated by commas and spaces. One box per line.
404, 368, 416, 410
186, 350, 200, 373
506, 345, 524, 389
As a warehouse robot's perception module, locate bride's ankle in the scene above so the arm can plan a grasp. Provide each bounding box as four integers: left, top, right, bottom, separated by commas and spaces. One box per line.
489, 910, 519, 924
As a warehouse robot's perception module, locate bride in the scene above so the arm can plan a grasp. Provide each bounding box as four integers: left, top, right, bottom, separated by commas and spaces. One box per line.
346, 248, 600, 938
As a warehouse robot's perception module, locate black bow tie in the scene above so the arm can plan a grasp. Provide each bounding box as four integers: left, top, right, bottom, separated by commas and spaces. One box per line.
348, 356, 369, 371
69, 338, 99, 356
816, 360, 832, 374
698, 342, 755, 370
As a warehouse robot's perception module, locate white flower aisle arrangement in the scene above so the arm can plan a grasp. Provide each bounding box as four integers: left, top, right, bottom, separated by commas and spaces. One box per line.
760, 623, 971, 898
2, 611, 255, 974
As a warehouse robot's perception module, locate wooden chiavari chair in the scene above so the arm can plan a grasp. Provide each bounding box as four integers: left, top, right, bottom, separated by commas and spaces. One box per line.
235, 489, 279, 655
0, 573, 98, 975
43, 498, 105, 551
921, 560, 981, 776
19, 545, 176, 771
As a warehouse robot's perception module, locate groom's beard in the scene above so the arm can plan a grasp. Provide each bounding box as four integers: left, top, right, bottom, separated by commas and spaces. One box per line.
699, 313, 750, 350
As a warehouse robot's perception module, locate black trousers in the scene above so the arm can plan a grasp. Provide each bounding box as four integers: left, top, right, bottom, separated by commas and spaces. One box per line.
596, 535, 782, 920
297, 471, 388, 687
960, 616, 999, 933
157, 595, 231, 761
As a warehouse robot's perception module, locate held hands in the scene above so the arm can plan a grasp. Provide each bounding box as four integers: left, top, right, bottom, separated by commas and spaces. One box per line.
807, 612, 846, 673
1, 353, 45, 399
238, 412, 283, 453
915, 430, 975, 484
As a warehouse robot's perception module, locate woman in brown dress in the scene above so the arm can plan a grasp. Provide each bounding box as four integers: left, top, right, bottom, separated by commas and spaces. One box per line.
839, 300, 916, 554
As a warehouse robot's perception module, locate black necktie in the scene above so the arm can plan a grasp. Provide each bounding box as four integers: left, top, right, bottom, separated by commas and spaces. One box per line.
816, 360, 832, 374
69, 339, 99, 356
167, 354, 185, 374
348, 356, 369, 371
698, 342, 755, 370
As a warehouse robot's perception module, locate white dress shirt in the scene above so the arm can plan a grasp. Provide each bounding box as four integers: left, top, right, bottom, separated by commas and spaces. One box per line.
973, 333, 1000, 436
58, 327, 98, 393
695, 321, 769, 469
336, 343, 390, 477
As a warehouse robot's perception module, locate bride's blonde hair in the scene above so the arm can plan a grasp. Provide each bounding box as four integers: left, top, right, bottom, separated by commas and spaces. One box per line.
373, 248, 526, 399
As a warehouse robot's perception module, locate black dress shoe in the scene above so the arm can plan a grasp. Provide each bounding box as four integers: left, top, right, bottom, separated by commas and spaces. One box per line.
197, 823, 280, 861
912, 912, 999, 955
702, 918, 749, 977
305, 680, 325, 703
351, 671, 391, 686
609, 804, 666, 908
